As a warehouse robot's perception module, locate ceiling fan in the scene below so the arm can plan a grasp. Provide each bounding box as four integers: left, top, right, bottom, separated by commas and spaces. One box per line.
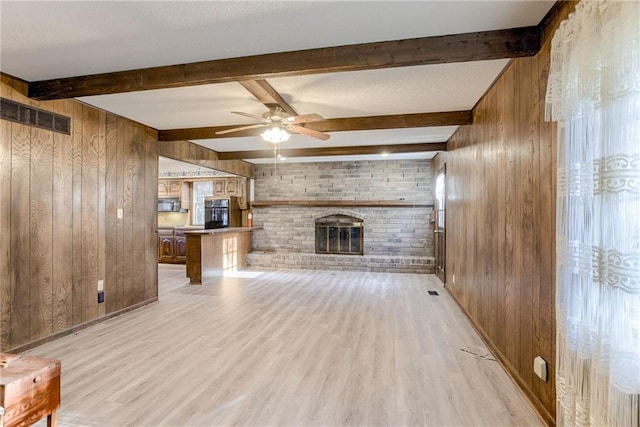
215, 106, 331, 143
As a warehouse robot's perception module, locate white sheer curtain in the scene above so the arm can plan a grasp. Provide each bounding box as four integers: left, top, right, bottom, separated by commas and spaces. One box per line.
546, 0, 640, 425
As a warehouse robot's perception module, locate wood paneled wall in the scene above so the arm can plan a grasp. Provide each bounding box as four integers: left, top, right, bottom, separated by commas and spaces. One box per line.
0, 74, 158, 352
433, 2, 575, 424
157, 140, 254, 178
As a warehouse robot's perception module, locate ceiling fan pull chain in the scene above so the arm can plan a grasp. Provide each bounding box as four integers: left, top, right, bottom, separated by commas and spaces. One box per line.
273, 144, 278, 180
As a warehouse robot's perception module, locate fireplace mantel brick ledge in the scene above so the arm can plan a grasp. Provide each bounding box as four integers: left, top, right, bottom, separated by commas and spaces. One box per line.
247, 251, 435, 274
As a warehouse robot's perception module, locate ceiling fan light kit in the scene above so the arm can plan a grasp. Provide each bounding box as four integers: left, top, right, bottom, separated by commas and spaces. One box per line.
261, 124, 290, 144
216, 105, 331, 144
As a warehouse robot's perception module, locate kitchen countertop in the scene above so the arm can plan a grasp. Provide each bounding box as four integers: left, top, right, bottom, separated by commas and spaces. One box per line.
183, 227, 256, 235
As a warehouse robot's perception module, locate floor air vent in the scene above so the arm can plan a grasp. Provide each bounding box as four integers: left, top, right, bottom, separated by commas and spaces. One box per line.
1, 97, 70, 135
428, 291, 439, 296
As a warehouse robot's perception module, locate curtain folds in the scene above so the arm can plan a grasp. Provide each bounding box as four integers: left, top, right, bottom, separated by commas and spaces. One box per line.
546, 0, 640, 425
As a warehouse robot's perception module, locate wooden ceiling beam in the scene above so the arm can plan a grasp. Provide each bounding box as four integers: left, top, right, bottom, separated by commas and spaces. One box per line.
158, 110, 471, 141
238, 79, 298, 116
217, 142, 447, 160
28, 27, 540, 100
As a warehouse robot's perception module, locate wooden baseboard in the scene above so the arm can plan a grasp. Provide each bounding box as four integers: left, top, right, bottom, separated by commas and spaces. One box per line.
445, 288, 555, 427
8, 298, 159, 354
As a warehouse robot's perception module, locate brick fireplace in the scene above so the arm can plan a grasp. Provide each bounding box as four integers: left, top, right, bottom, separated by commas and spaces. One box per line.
247, 159, 436, 274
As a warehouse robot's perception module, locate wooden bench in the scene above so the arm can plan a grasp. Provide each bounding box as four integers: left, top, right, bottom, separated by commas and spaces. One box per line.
0, 353, 61, 427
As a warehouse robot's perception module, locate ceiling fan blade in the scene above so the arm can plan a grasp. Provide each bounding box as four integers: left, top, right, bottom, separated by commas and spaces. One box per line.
288, 125, 331, 141
215, 123, 267, 135
290, 113, 324, 124
231, 111, 264, 121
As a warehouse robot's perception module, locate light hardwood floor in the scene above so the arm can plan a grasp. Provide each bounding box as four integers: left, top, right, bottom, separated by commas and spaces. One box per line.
28, 265, 542, 426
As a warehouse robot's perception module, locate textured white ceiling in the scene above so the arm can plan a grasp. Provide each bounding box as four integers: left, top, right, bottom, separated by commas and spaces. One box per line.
267, 61, 511, 118
79, 82, 262, 130
78, 60, 509, 130
2, 1, 554, 80
0, 1, 555, 165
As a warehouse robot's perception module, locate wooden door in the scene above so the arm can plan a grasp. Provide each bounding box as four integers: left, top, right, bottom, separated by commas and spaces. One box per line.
435, 167, 446, 283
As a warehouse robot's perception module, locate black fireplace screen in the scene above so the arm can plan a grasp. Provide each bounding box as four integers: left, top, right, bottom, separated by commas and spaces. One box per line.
315, 215, 363, 255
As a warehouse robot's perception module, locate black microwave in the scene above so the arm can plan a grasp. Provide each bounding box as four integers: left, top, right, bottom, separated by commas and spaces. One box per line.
158, 197, 181, 212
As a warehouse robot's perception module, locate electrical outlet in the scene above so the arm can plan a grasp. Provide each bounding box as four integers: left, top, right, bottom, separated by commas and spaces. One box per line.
452, 274, 456, 284
97, 279, 104, 292
117, 208, 123, 219
534, 356, 548, 381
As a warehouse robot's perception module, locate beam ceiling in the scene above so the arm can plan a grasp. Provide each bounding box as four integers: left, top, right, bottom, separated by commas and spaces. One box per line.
217, 142, 447, 160
158, 111, 471, 141
28, 27, 540, 100
238, 80, 298, 116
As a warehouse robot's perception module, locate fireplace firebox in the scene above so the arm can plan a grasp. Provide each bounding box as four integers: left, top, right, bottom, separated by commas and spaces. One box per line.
315, 214, 363, 255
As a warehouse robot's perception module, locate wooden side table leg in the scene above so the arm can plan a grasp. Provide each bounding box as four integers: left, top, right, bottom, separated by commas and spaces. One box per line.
47, 409, 58, 427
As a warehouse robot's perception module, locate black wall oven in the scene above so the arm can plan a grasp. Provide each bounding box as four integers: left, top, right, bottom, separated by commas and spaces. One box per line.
204, 197, 241, 229
204, 198, 229, 229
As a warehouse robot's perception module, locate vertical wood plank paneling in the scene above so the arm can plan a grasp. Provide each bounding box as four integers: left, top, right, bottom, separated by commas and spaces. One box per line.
132, 125, 146, 304
0, 75, 13, 349
98, 110, 107, 317
81, 106, 99, 322
490, 85, 500, 346
105, 114, 119, 314
71, 101, 83, 326
52, 99, 74, 333
537, 37, 556, 413
438, 3, 574, 417
122, 122, 135, 308
494, 76, 507, 355
471, 125, 479, 320
517, 56, 534, 390
529, 53, 542, 400
10, 96, 31, 346
483, 89, 496, 342
1, 75, 159, 352
116, 117, 125, 310
29, 125, 54, 341
144, 133, 159, 300
502, 64, 518, 369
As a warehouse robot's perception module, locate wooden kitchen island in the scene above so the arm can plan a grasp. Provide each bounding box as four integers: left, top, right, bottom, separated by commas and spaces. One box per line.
184, 227, 254, 284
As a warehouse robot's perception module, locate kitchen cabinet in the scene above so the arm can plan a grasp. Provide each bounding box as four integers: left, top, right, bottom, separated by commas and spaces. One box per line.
213, 179, 226, 197
188, 177, 249, 224
158, 179, 185, 197
225, 178, 238, 196
158, 180, 168, 196
174, 230, 187, 263
168, 180, 182, 196
206, 177, 249, 208
158, 227, 191, 264
224, 177, 248, 209
158, 228, 175, 263
185, 228, 253, 284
